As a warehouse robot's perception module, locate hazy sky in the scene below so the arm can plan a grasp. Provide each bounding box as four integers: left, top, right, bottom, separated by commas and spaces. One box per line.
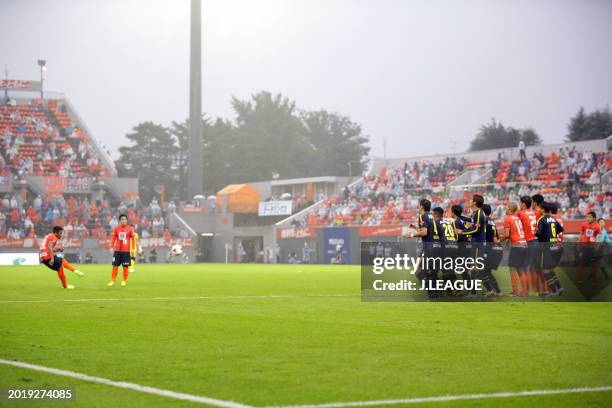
2, 0, 611, 159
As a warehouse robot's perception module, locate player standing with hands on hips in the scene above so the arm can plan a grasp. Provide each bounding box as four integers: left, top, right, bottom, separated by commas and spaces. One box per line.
108, 214, 134, 287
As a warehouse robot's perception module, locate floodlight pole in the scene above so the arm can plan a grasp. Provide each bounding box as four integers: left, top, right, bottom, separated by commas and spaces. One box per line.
3, 68, 8, 101
188, 0, 204, 199
37, 59, 46, 103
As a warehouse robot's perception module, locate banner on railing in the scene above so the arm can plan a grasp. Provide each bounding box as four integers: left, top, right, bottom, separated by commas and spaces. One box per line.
359, 225, 410, 237
43, 177, 91, 193
276, 227, 316, 239
0, 79, 42, 92
0, 238, 190, 249
0, 253, 40, 266
259, 201, 293, 216
98, 238, 193, 248
65, 177, 91, 193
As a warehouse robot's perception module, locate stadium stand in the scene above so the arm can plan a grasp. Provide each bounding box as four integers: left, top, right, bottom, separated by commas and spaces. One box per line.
0, 97, 189, 250
285, 146, 611, 229
0, 99, 109, 177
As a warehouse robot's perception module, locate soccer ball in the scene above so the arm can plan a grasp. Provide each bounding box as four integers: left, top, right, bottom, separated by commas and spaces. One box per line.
171, 244, 184, 256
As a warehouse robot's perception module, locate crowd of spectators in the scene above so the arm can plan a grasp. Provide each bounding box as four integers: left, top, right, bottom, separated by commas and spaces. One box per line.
0, 192, 188, 244
291, 160, 464, 228
490, 146, 608, 187
288, 148, 611, 229
0, 98, 109, 178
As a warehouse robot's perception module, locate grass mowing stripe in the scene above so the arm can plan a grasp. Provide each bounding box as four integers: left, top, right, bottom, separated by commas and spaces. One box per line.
0, 294, 358, 304
0, 359, 252, 408
267, 386, 612, 408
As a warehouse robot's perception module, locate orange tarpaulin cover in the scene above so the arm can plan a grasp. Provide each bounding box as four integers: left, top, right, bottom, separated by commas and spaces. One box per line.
216, 184, 260, 213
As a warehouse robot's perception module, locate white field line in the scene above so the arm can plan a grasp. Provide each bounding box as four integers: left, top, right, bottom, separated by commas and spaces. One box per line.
267, 386, 612, 408
0, 359, 251, 408
0, 294, 357, 304
1, 359, 610, 407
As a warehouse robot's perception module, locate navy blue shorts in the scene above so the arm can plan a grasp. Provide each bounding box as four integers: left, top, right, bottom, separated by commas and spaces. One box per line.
42, 255, 62, 271
484, 243, 504, 271
509, 245, 527, 269
541, 244, 561, 269
526, 240, 540, 269
579, 246, 597, 263
113, 251, 131, 267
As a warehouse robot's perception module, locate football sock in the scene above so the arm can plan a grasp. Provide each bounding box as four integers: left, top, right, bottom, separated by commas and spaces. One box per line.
530, 270, 540, 293
111, 266, 118, 282
442, 270, 456, 293
61, 258, 75, 272
544, 270, 560, 293
122, 266, 129, 282
520, 273, 528, 297
470, 270, 480, 294
481, 269, 492, 291
57, 267, 67, 288
510, 271, 519, 295
490, 274, 501, 294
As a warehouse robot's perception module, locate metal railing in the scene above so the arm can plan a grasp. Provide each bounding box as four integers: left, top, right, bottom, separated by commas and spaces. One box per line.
275, 177, 364, 228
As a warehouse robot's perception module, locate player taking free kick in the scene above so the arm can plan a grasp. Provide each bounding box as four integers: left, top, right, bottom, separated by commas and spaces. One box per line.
108, 214, 134, 287
39, 226, 84, 289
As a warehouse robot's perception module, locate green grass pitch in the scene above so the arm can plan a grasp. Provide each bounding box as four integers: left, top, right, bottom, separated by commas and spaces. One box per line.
0, 263, 611, 407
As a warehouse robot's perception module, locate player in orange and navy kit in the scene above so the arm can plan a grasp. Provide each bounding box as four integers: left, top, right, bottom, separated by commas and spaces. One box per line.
108, 214, 134, 287
518, 196, 540, 293
535, 202, 564, 296
502, 202, 528, 296
458, 194, 486, 296
551, 203, 565, 267
482, 204, 502, 296
578, 211, 601, 284
39, 226, 84, 289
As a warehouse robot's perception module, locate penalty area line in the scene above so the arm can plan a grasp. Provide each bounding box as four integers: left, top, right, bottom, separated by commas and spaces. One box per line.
0, 359, 251, 408
266, 386, 612, 408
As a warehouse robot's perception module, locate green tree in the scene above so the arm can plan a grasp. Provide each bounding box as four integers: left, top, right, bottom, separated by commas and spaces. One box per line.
469, 118, 541, 151
118, 91, 372, 198
566, 106, 612, 142
115, 122, 178, 203
170, 116, 250, 195
202, 117, 241, 193
302, 110, 370, 176
231, 91, 314, 181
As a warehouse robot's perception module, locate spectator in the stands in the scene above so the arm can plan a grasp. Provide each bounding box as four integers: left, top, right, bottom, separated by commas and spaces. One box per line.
518, 139, 526, 161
